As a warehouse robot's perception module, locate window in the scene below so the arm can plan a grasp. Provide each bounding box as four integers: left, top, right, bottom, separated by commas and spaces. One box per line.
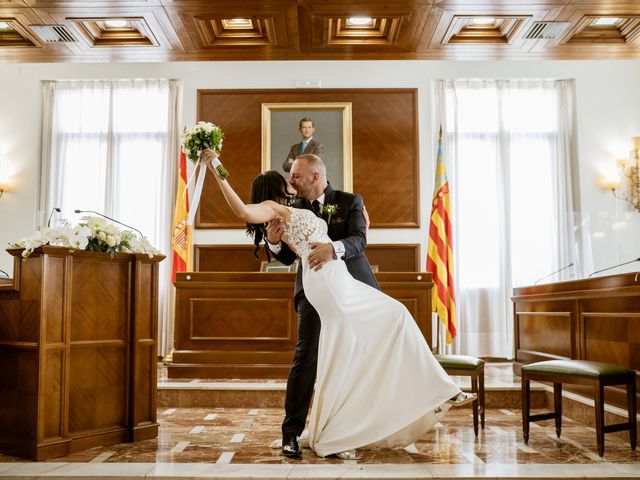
41, 79, 181, 356
435, 79, 576, 357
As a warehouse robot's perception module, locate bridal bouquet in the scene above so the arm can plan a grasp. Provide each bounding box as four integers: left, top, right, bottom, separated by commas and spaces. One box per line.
11, 216, 161, 259
181, 121, 228, 180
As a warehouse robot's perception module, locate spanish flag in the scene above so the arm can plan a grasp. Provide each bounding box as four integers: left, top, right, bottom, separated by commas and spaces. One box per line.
426, 127, 456, 344
171, 150, 191, 283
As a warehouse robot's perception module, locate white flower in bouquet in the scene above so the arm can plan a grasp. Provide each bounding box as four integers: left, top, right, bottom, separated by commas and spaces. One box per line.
181, 121, 228, 180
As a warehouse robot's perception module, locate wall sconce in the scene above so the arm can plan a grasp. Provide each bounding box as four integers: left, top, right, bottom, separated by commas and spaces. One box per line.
0, 177, 11, 199
605, 137, 640, 212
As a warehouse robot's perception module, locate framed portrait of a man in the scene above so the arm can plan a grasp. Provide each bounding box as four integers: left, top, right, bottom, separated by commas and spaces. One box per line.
261, 102, 353, 192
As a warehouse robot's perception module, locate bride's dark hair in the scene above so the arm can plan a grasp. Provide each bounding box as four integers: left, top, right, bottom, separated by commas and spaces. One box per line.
246, 170, 293, 259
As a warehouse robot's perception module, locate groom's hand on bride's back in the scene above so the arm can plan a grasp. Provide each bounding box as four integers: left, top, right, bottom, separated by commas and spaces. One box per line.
308, 243, 336, 271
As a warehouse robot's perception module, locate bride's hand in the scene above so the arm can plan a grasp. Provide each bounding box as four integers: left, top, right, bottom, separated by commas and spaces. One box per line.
201, 148, 217, 166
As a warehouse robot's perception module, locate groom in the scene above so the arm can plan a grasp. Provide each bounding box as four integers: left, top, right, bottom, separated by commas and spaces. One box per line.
266, 153, 379, 458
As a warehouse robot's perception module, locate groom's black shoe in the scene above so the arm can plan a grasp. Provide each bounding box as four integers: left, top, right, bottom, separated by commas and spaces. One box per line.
282, 434, 301, 459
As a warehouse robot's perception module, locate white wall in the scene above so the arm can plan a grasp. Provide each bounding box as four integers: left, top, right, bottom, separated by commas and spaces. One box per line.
1, 60, 639, 278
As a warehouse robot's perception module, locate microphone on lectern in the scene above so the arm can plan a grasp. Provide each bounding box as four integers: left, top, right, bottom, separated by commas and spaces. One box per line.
588, 257, 640, 278
74, 209, 144, 238
47, 207, 61, 228
533, 262, 574, 285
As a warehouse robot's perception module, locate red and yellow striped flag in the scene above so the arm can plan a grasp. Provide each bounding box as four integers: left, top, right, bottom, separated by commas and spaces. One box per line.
171, 149, 191, 284
426, 127, 456, 344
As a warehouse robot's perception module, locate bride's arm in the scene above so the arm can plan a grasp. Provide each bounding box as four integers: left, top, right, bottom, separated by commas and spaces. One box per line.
201, 150, 283, 224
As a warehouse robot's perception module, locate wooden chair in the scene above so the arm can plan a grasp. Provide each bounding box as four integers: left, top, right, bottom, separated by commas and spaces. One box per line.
521, 359, 637, 456
435, 354, 485, 436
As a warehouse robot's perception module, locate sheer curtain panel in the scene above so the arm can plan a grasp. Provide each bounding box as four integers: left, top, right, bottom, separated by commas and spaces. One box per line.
433, 79, 578, 358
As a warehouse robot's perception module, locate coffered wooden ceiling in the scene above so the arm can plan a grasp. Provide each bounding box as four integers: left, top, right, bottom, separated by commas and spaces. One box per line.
0, 0, 639, 62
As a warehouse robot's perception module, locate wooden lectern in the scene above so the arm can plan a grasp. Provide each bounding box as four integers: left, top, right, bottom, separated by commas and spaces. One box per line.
0, 246, 164, 460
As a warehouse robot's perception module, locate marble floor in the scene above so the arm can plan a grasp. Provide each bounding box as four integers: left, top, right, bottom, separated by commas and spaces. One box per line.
0, 363, 638, 479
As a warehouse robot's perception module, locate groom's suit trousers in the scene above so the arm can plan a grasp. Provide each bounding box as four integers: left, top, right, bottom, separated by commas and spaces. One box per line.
282, 294, 321, 437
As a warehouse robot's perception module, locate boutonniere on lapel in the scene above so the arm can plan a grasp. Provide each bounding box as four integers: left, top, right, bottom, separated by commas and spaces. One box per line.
322, 203, 340, 224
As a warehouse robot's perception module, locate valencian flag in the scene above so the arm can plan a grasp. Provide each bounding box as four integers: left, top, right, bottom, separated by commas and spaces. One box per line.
426, 126, 456, 344
171, 149, 191, 283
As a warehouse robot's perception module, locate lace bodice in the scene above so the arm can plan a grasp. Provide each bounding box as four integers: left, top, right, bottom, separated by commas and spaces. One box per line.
283, 207, 330, 259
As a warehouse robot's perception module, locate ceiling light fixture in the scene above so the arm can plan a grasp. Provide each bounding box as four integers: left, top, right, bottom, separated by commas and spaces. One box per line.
591, 17, 621, 27
104, 20, 128, 28
471, 17, 496, 26
346, 17, 374, 27
222, 18, 253, 29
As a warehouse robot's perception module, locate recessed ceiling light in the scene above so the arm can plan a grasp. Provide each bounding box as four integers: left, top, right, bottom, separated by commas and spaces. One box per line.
222, 18, 253, 28
105, 20, 129, 28
0, 21, 12, 31
471, 17, 496, 26
346, 17, 374, 27
591, 17, 621, 27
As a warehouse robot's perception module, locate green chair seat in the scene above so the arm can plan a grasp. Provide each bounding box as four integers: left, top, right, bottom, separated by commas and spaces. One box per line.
521, 359, 636, 456
521, 360, 630, 379
435, 354, 485, 370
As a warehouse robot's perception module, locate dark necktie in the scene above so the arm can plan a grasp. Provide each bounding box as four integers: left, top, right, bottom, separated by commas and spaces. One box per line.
312, 200, 322, 217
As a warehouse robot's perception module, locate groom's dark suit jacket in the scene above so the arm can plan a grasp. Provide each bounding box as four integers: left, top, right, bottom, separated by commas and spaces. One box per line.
274, 184, 379, 302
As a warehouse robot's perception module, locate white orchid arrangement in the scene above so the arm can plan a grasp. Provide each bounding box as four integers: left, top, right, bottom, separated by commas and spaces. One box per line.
181, 121, 228, 180
11, 216, 161, 259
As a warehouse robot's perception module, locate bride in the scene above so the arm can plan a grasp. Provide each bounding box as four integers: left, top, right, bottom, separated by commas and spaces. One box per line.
201, 150, 475, 458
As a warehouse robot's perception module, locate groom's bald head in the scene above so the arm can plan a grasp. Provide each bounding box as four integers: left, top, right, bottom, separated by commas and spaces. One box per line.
289, 154, 328, 201
297, 154, 326, 180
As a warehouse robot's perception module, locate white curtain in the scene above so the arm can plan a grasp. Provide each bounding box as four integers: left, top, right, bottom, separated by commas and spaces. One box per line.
39, 79, 182, 357
433, 79, 577, 358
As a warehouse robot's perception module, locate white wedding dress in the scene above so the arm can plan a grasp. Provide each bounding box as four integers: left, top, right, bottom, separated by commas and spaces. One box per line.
282, 207, 461, 457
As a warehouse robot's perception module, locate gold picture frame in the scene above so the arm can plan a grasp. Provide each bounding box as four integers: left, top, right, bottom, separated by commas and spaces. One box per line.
261, 102, 353, 192
260, 259, 299, 273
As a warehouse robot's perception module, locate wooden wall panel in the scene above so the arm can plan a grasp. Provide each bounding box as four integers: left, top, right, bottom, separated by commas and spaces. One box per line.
0, 350, 38, 440
365, 244, 419, 272
515, 311, 573, 361
70, 259, 129, 342
196, 89, 419, 229
44, 256, 64, 344
194, 243, 419, 272
191, 298, 293, 341
43, 350, 63, 439
68, 347, 127, 433
194, 244, 267, 272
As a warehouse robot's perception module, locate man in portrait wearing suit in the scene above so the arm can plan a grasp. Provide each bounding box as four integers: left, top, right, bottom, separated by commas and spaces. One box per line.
282, 117, 324, 173
266, 153, 379, 459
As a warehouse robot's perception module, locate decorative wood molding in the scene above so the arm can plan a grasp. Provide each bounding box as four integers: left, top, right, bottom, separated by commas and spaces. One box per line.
565, 15, 640, 45
2, 1, 640, 61
194, 243, 420, 272
70, 17, 158, 47
443, 16, 529, 45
